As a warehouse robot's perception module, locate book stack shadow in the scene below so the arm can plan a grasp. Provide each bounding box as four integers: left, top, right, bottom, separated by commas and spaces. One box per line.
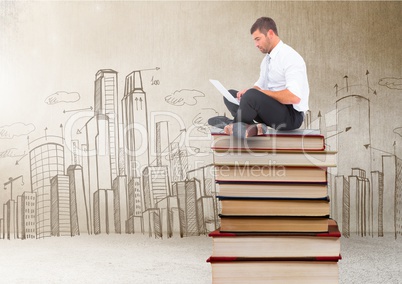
207, 128, 341, 283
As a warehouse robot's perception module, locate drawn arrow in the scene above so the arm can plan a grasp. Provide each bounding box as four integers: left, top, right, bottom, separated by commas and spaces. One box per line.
139, 97, 143, 110
334, 84, 338, 96
15, 152, 27, 165
170, 128, 187, 144
138, 67, 160, 72
326, 127, 352, 139
77, 124, 86, 135
135, 97, 139, 110
363, 144, 393, 155
366, 70, 370, 94
27, 136, 30, 150
63, 106, 93, 114
343, 75, 349, 92
44, 127, 48, 140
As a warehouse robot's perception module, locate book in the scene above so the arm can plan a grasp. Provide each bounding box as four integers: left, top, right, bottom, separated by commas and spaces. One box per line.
214, 165, 327, 183
213, 149, 336, 167
209, 126, 321, 136
219, 215, 329, 233
216, 182, 328, 198
209, 219, 340, 257
218, 196, 330, 216
211, 133, 325, 151
207, 256, 341, 284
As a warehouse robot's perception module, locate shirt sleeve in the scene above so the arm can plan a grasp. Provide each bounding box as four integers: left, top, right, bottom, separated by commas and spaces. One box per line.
283, 50, 309, 112
284, 56, 306, 100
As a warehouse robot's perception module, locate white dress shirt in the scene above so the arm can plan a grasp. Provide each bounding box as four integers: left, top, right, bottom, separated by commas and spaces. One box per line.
254, 41, 309, 112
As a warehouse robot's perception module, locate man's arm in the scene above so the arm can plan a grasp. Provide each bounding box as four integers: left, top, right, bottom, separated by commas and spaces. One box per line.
254, 86, 301, 104
237, 86, 301, 105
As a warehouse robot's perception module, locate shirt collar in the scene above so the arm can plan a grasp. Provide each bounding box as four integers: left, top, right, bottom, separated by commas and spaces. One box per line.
268, 40, 284, 60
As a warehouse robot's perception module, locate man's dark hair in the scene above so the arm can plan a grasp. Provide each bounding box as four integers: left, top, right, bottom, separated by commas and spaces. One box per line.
250, 17, 278, 36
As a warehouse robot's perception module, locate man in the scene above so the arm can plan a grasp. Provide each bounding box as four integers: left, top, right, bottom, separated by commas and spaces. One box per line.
209, 17, 309, 138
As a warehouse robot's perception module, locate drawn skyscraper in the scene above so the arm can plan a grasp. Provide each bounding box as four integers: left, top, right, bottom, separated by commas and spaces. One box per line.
21, 192, 36, 239
94, 69, 120, 179
336, 94, 372, 235
84, 114, 112, 234
29, 138, 65, 238
122, 71, 149, 180
67, 165, 89, 235
50, 175, 71, 236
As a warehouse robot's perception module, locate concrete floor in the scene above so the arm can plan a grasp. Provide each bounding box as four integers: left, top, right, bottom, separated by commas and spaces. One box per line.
0, 233, 401, 283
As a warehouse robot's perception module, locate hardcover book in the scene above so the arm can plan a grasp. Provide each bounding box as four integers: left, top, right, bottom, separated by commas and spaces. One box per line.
214, 165, 328, 183
209, 219, 341, 257
218, 215, 329, 233
218, 196, 330, 216
207, 255, 341, 284
213, 149, 337, 167
211, 133, 325, 151
216, 182, 328, 198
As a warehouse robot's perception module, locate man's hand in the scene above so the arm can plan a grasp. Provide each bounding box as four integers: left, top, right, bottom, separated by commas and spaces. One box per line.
236, 88, 249, 100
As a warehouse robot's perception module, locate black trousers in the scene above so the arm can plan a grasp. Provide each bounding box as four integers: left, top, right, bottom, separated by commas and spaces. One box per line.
224, 89, 304, 130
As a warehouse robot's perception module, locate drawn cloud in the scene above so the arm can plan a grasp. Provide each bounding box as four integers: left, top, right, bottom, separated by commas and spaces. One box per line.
0, 122, 36, 139
378, 78, 402, 90
0, 148, 25, 158
165, 89, 205, 106
192, 108, 220, 134
45, 91, 81, 105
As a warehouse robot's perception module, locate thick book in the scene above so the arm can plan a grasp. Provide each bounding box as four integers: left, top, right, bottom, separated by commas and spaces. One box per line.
218, 196, 330, 216
214, 165, 327, 183
212, 149, 337, 167
207, 255, 341, 284
216, 182, 328, 198
209, 219, 341, 258
219, 215, 329, 233
211, 133, 325, 151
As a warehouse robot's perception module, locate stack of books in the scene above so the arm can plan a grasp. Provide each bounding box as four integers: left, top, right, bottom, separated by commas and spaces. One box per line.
207, 128, 341, 283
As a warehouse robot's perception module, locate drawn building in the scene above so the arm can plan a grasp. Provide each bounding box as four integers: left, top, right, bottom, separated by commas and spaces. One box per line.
50, 175, 71, 237
336, 94, 371, 234
371, 170, 384, 237
187, 165, 219, 233
170, 142, 188, 183
348, 168, 372, 236
382, 155, 396, 233
335, 175, 350, 237
21, 192, 36, 239
29, 139, 65, 238
93, 189, 114, 235
122, 70, 149, 180
67, 165, 89, 235
94, 69, 120, 180
122, 70, 150, 234
112, 176, 127, 234
126, 177, 143, 234
142, 166, 170, 237
173, 178, 199, 237
3, 200, 16, 239
84, 114, 112, 234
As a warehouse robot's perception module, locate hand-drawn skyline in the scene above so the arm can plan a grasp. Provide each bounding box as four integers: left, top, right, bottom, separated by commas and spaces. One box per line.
305, 73, 402, 239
